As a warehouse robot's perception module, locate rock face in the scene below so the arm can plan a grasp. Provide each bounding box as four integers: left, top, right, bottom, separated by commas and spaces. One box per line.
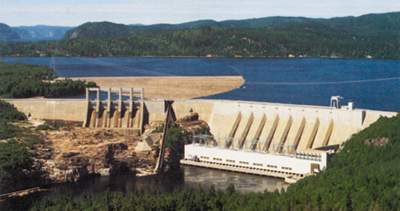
35, 128, 158, 183
31, 111, 215, 183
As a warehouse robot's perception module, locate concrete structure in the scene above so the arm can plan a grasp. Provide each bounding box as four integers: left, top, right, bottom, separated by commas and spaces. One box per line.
181, 144, 327, 179
83, 88, 144, 133
5, 98, 87, 122
4, 95, 397, 178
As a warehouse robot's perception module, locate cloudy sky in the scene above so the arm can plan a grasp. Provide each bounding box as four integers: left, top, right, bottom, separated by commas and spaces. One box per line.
1, 0, 400, 26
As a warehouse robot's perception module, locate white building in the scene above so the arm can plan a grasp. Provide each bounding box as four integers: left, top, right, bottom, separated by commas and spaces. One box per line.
181, 144, 327, 179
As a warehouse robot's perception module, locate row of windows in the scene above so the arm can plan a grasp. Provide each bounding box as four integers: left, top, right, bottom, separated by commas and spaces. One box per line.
197, 156, 293, 171
296, 156, 322, 161
282, 166, 292, 170
192, 159, 304, 177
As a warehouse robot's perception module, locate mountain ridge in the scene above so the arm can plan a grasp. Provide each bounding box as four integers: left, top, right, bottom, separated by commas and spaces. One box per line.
1, 11, 400, 59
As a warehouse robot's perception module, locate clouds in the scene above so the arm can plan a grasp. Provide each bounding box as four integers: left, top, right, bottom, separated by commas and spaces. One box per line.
0, 0, 399, 26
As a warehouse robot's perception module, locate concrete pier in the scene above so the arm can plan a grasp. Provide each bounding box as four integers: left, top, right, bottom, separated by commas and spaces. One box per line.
81, 87, 144, 132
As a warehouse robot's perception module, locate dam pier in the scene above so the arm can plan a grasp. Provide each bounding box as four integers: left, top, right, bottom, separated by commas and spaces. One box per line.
83, 87, 144, 133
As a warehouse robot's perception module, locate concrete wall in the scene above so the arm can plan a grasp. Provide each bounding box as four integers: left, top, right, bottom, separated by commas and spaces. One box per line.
144, 99, 215, 124
5, 98, 396, 152
5, 99, 87, 122
203, 100, 397, 153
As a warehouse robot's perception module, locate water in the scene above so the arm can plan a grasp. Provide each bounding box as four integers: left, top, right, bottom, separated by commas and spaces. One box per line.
45, 166, 285, 194
3, 57, 400, 111
0, 166, 286, 210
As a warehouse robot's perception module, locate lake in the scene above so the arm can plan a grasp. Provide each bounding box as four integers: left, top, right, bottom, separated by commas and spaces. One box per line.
2, 57, 400, 111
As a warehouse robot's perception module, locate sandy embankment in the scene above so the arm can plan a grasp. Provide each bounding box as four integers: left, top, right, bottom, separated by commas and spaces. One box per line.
69, 76, 245, 99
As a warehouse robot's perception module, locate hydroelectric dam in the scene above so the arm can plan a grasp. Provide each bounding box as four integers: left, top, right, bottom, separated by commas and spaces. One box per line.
5, 88, 396, 181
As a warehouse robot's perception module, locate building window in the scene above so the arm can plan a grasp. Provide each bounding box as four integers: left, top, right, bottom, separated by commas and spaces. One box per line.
200, 156, 209, 160
282, 166, 292, 170
253, 163, 263, 167
267, 165, 277, 168
226, 159, 235, 163
213, 157, 222, 161
239, 161, 249, 165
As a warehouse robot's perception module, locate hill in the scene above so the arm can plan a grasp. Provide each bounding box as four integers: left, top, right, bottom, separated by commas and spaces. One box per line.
13, 25, 73, 41
1, 12, 400, 59
0, 23, 20, 42
64, 22, 130, 40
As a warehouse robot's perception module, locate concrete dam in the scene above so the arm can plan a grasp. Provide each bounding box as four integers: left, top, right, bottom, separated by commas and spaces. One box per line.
82, 88, 144, 133
6, 89, 397, 181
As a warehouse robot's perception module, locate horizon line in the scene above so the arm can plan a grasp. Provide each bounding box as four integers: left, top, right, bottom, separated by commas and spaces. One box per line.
6, 10, 400, 28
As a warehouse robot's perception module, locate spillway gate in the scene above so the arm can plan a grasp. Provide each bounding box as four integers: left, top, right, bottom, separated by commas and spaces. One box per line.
83, 87, 144, 134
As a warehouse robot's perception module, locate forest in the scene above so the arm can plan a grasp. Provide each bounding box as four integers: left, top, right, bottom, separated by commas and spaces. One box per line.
28, 114, 400, 210
1, 12, 400, 59
0, 101, 44, 194
0, 62, 96, 98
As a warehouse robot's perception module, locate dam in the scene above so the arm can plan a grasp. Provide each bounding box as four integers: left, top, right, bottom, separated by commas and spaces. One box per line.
5, 89, 397, 181
82, 87, 144, 133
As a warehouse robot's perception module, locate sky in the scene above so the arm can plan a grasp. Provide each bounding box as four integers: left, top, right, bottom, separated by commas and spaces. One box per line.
1, 0, 400, 26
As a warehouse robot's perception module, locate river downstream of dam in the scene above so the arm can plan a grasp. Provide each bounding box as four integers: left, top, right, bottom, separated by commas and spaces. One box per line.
49, 166, 287, 194
1, 166, 287, 210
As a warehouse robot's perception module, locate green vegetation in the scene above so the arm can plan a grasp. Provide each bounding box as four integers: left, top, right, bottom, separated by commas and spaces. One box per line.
0, 100, 26, 121
1, 12, 400, 58
165, 126, 186, 169
0, 23, 20, 42
0, 100, 43, 194
31, 114, 400, 210
0, 62, 96, 98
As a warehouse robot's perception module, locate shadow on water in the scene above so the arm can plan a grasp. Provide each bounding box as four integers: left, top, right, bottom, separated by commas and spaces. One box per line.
0, 166, 287, 210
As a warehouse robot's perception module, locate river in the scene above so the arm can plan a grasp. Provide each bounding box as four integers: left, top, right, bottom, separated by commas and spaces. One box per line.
0, 166, 287, 210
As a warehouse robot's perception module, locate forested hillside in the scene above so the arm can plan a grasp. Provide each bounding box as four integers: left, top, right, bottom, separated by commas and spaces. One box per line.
29, 114, 400, 210
13, 25, 72, 41
0, 62, 96, 98
0, 23, 20, 42
1, 12, 400, 59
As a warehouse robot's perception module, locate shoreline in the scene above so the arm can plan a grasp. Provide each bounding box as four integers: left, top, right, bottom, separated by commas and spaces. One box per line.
2, 55, 399, 61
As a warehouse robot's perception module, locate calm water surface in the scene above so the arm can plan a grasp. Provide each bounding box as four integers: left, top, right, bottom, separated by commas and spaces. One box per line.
2, 57, 400, 111
0, 166, 286, 210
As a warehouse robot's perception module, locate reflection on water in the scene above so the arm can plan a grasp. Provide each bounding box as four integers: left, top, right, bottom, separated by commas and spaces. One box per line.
0, 166, 287, 210
49, 166, 287, 194
183, 166, 287, 193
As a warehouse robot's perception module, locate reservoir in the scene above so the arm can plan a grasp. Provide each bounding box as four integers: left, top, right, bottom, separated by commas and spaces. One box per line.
2, 57, 400, 111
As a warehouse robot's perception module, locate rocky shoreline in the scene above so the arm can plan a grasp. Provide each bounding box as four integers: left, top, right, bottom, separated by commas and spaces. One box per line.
32, 127, 159, 184
29, 112, 210, 184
